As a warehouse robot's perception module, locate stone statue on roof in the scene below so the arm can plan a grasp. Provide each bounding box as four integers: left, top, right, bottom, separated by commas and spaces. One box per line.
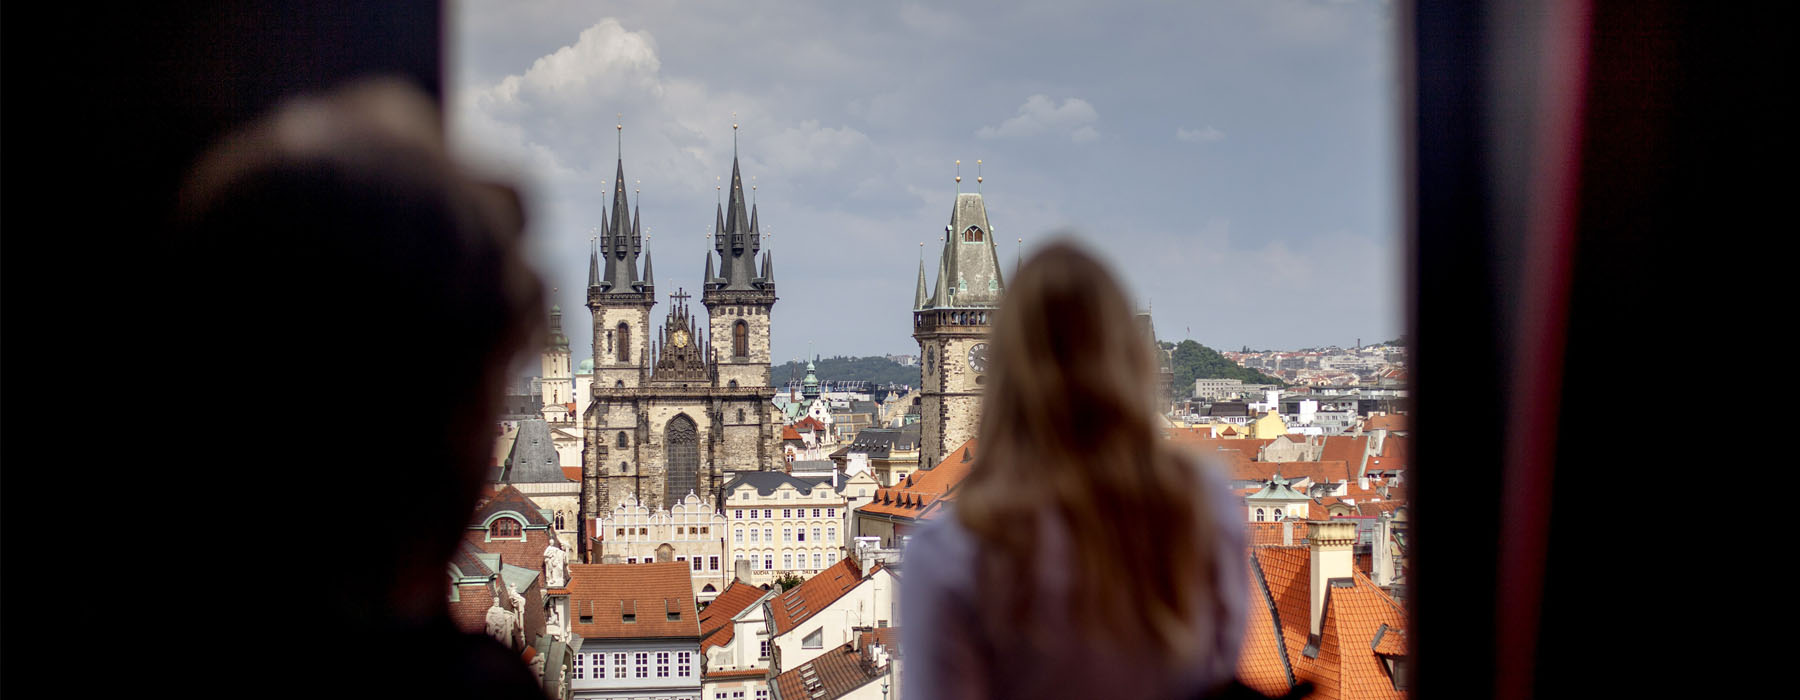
485, 591, 518, 649
507, 582, 528, 639
546, 600, 568, 643
544, 539, 569, 588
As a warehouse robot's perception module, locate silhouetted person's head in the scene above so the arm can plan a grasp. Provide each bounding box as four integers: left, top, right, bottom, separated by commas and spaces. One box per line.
170, 78, 543, 627
958, 239, 1222, 666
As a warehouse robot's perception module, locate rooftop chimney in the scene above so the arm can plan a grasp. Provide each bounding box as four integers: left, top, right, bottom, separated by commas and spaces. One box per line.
1309, 519, 1358, 636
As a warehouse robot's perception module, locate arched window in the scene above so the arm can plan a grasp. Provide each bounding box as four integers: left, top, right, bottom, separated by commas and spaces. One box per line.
554, 512, 566, 529
615, 380, 625, 388
617, 431, 629, 448
1255, 508, 1266, 522
489, 517, 522, 538
616, 322, 631, 363
619, 461, 628, 473
729, 379, 739, 389
733, 320, 748, 357
737, 408, 746, 422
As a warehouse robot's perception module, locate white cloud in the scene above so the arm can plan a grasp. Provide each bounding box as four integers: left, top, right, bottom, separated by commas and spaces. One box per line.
1177, 125, 1226, 143
977, 94, 1100, 142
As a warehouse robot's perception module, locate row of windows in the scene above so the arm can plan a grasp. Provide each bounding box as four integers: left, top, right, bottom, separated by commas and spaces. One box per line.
612, 525, 715, 537
571, 651, 693, 680
732, 552, 830, 571
1253, 508, 1294, 522
618, 555, 722, 571
713, 691, 770, 699
736, 489, 836, 501
733, 526, 835, 543
732, 508, 836, 519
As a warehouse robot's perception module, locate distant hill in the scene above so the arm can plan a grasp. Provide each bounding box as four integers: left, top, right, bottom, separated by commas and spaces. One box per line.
772, 355, 918, 390
1165, 339, 1284, 397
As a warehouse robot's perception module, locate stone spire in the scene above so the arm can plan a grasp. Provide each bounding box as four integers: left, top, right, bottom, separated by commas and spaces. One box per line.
641, 249, 654, 289
587, 236, 599, 289
914, 258, 929, 310
932, 193, 1003, 307
711, 156, 763, 291
599, 158, 644, 292
703, 252, 717, 289
932, 256, 949, 308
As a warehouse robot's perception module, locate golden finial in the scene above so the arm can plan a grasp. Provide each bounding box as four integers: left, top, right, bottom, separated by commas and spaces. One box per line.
954, 159, 961, 184
976, 159, 983, 185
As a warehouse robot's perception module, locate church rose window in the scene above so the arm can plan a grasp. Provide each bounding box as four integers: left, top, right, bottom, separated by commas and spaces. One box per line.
664, 414, 700, 504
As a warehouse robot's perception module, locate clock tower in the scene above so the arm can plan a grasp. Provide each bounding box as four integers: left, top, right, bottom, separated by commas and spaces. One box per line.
914, 191, 1005, 469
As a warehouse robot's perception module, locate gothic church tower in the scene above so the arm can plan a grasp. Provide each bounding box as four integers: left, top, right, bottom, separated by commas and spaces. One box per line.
915, 192, 1004, 468
701, 151, 779, 474
581, 156, 654, 555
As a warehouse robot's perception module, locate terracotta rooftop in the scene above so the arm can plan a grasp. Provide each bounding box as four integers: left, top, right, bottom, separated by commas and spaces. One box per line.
565, 562, 699, 640
1236, 546, 1407, 699
700, 579, 768, 651
1320, 436, 1370, 467
794, 416, 828, 432
1364, 414, 1408, 432
772, 640, 890, 700
768, 557, 864, 636
1245, 521, 1312, 546
857, 438, 976, 521
560, 466, 582, 482
782, 426, 803, 441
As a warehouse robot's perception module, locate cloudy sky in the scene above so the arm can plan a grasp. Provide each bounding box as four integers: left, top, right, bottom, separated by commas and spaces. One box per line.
448, 0, 1400, 369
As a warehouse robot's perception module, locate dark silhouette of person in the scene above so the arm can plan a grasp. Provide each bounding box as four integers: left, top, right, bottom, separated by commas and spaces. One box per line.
166, 77, 549, 699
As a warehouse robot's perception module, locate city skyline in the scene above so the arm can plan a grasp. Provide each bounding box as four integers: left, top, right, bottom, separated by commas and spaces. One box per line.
450, 0, 1400, 367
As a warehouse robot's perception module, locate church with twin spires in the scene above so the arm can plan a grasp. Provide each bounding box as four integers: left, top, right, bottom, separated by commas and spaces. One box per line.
579, 144, 781, 563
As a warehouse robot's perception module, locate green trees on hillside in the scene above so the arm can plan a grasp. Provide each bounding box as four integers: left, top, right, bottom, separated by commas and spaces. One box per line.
1167, 339, 1283, 399
771, 355, 918, 388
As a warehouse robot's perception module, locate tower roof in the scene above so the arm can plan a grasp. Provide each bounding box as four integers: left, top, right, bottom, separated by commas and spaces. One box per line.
599, 158, 645, 292
709, 154, 766, 292
927, 192, 1003, 308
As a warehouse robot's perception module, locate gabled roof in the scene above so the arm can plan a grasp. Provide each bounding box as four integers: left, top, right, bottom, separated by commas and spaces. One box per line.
565, 562, 699, 640
725, 470, 840, 497
700, 579, 769, 651
1236, 547, 1408, 699
772, 639, 889, 700
472, 485, 553, 527
857, 438, 975, 521
782, 426, 803, 441
768, 557, 864, 635
502, 419, 570, 483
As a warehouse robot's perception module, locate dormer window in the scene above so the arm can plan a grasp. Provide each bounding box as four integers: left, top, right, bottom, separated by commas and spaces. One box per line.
489, 517, 522, 539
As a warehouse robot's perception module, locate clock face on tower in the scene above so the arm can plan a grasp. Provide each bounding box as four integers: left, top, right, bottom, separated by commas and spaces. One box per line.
968, 343, 989, 373
671, 330, 690, 348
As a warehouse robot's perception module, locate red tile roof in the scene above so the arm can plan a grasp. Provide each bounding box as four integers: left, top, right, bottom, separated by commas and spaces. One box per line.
1245, 521, 1311, 546
1320, 436, 1370, 466
561, 467, 582, 482
772, 640, 888, 700
565, 562, 699, 640
857, 438, 975, 521
700, 579, 768, 651
782, 426, 803, 441
794, 416, 828, 431
768, 557, 864, 636
1236, 547, 1407, 699
1364, 414, 1408, 432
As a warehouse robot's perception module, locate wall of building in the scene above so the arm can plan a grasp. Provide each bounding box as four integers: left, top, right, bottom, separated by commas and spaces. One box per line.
772, 568, 897, 671
568, 638, 701, 698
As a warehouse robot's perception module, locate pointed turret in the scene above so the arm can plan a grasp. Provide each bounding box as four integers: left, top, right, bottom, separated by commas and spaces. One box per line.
762, 251, 774, 285
588, 241, 600, 289
703, 253, 717, 289
914, 258, 929, 310
641, 249, 654, 289
933, 257, 949, 308
712, 155, 763, 291
750, 203, 759, 235
599, 158, 644, 294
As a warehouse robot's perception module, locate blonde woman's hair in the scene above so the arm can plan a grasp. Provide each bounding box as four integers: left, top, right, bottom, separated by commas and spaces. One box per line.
956, 239, 1217, 666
